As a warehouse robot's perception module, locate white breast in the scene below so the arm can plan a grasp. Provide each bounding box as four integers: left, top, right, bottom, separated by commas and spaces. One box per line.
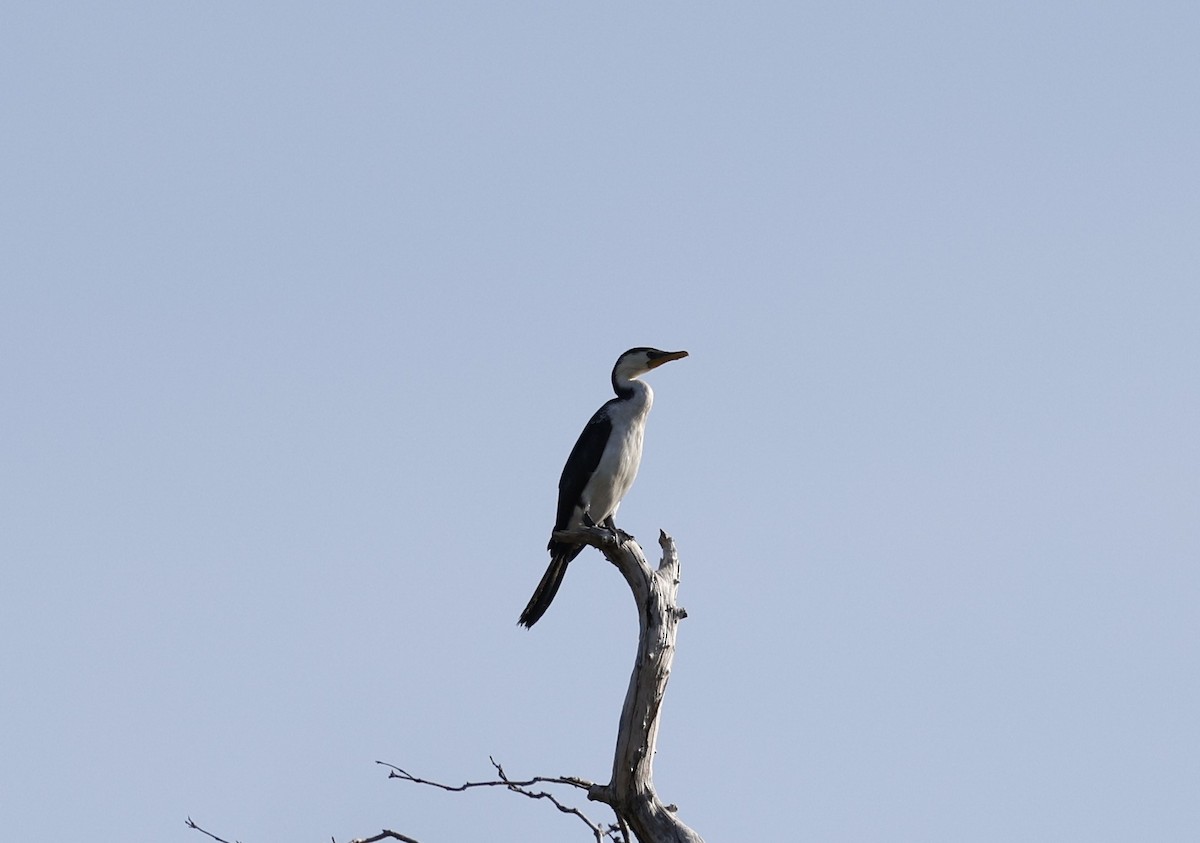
579, 381, 654, 524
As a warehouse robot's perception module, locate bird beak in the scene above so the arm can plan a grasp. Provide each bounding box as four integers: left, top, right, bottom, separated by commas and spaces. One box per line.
647, 350, 688, 369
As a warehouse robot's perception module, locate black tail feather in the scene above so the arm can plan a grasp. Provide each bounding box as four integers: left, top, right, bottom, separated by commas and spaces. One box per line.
518, 543, 584, 628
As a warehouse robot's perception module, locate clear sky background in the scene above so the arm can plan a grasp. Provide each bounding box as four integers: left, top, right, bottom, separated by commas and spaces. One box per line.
2, 3, 1198, 842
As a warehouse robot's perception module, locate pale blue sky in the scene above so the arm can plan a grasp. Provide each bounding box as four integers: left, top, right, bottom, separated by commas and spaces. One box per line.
2, 3, 1198, 841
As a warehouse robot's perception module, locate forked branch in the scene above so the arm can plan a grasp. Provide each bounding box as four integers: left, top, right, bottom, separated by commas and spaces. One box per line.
188, 526, 701, 843
187, 816, 424, 843
550, 526, 704, 843
377, 757, 622, 842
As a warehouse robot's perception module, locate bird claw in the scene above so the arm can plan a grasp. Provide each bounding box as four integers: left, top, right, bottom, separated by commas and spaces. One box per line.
602, 517, 631, 546
579, 513, 629, 545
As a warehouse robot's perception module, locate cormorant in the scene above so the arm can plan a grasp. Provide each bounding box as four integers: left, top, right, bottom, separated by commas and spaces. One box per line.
518, 347, 688, 628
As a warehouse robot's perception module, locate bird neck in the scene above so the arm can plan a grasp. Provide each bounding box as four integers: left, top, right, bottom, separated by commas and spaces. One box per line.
612, 375, 653, 408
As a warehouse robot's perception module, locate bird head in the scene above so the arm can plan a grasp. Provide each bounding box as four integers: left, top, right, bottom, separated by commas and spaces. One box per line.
611, 347, 688, 392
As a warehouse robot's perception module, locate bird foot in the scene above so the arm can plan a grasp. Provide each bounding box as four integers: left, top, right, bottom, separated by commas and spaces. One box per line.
580, 512, 618, 544
602, 517, 631, 545
579, 514, 629, 546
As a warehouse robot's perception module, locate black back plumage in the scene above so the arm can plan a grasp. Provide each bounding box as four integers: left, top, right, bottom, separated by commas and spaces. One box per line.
518, 404, 614, 628
552, 403, 616, 536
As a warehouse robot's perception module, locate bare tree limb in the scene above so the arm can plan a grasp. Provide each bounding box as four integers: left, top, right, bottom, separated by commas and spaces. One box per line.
346, 831, 423, 843
185, 818, 239, 843
189, 523, 700, 843
378, 757, 622, 841
187, 816, 424, 843
551, 526, 705, 843
378, 756, 594, 794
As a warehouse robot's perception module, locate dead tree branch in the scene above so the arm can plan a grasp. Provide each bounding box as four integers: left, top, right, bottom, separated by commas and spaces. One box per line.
187, 815, 424, 843
346, 831, 423, 843
189, 525, 701, 843
378, 757, 624, 842
550, 526, 705, 843
185, 818, 242, 843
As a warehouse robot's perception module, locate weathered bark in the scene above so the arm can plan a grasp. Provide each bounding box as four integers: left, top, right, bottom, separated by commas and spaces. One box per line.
552, 526, 705, 843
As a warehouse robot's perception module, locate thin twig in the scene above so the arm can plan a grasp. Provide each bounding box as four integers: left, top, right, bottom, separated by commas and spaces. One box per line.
188, 816, 422, 843
346, 831, 422, 843
185, 818, 238, 843
378, 758, 620, 841
377, 757, 594, 794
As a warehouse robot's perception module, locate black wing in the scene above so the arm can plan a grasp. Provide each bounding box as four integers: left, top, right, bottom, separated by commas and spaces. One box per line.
553, 402, 614, 532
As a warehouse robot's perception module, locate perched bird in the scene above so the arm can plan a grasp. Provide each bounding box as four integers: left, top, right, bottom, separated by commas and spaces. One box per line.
518, 347, 688, 628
